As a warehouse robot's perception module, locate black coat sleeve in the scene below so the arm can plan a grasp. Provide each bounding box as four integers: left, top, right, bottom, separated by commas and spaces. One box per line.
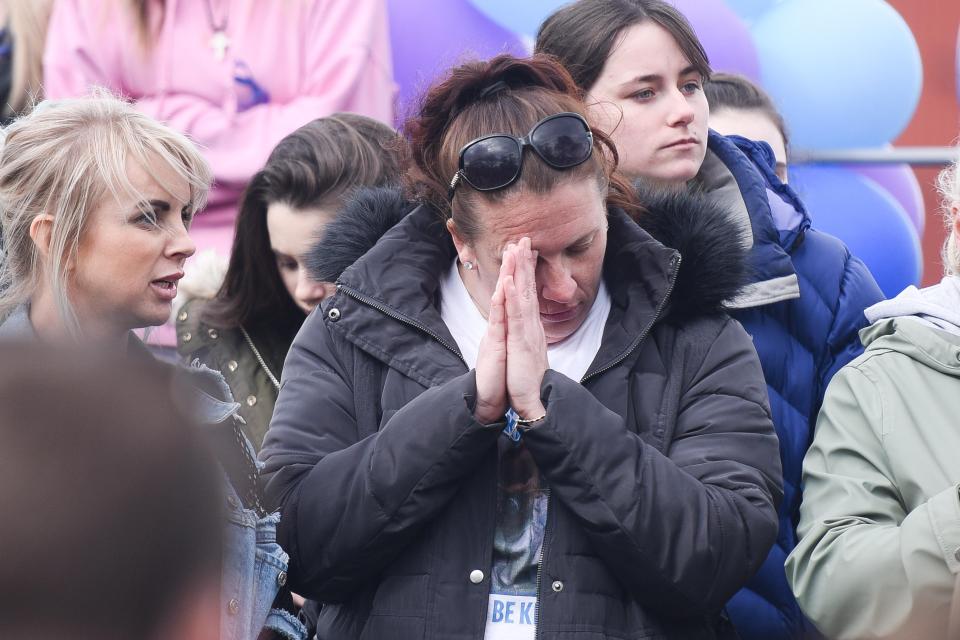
258, 311, 500, 601
522, 317, 782, 617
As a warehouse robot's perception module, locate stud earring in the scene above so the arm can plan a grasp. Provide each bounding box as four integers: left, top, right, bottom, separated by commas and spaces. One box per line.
463, 261, 475, 270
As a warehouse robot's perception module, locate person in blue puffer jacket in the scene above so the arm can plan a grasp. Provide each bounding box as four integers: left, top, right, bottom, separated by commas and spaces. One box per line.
536, 2, 884, 638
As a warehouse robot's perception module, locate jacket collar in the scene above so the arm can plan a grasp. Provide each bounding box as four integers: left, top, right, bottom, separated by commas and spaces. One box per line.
702, 130, 803, 308
861, 317, 960, 377
324, 185, 744, 385
0, 304, 35, 340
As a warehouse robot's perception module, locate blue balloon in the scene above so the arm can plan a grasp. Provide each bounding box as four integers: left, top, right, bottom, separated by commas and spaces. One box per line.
467, 0, 567, 36
753, 0, 922, 149
724, 0, 782, 24
791, 166, 922, 298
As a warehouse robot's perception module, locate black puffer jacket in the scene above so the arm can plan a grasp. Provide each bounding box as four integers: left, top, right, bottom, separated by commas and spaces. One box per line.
260, 187, 782, 639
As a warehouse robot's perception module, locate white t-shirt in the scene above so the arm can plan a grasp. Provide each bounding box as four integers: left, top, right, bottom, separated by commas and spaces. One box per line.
439, 259, 610, 640
439, 259, 611, 381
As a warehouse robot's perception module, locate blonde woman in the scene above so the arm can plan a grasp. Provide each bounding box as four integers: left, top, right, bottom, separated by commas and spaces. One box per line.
0, 94, 306, 640
0, 93, 209, 346
785, 154, 960, 639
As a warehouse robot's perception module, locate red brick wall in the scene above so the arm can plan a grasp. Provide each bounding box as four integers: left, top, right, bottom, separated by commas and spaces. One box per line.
888, 0, 960, 284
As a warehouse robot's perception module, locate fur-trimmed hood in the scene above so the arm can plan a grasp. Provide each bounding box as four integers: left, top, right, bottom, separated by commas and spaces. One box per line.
307, 184, 748, 322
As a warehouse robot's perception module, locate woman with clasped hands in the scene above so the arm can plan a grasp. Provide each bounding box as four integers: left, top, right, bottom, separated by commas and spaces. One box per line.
259, 54, 781, 640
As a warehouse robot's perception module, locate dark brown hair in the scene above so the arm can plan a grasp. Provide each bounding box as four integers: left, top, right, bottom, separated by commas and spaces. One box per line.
203, 113, 406, 335
535, 0, 711, 93
704, 72, 790, 154
0, 345, 221, 639
404, 53, 640, 239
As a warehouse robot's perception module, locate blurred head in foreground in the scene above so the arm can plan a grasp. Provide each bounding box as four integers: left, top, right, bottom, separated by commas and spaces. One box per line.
0, 345, 222, 640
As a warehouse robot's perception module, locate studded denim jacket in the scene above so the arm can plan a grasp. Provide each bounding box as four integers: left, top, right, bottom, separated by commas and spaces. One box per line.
184, 364, 307, 640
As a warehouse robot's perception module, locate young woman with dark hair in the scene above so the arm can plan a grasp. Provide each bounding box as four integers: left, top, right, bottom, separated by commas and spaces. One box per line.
536, 2, 884, 638
260, 53, 781, 640
177, 113, 405, 449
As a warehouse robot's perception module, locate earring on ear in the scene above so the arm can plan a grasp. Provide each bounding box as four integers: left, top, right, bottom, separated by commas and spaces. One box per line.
463, 261, 475, 270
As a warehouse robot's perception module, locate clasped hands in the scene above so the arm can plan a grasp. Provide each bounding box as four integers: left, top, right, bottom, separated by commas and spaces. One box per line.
474, 237, 549, 425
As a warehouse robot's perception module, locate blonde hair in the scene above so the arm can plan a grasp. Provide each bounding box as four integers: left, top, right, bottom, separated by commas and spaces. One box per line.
3, 0, 55, 118
0, 90, 212, 331
936, 151, 960, 276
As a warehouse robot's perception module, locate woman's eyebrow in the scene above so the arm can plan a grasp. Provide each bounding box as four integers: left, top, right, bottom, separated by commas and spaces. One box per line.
621, 73, 661, 89
145, 199, 171, 212
622, 65, 700, 89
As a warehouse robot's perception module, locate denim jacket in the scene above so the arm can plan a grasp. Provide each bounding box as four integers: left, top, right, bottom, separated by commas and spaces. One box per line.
185, 364, 308, 640
0, 304, 306, 640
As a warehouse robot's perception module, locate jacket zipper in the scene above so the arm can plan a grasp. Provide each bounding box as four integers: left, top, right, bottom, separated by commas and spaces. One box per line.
580, 253, 681, 386
339, 284, 487, 634
337, 284, 466, 365
533, 252, 680, 640
533, 486, 552, 640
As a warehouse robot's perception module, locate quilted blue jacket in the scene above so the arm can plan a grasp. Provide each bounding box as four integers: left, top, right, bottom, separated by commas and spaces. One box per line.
704, 132, 884, 639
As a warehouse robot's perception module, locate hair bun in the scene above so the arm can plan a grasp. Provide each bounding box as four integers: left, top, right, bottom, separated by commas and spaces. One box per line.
444, 55, 581, 121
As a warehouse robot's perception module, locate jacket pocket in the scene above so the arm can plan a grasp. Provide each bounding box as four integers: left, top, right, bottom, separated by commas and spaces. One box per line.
359, 574, 429, 640
368, 573, 429, 616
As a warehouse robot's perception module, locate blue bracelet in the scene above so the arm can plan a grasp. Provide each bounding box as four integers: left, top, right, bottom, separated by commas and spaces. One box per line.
503, 408, 523, 442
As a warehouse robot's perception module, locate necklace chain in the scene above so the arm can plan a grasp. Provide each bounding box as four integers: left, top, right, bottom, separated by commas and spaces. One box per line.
239, 326, 281, 391
203, 0, 230, 60
203, 0, 228, 31
230, 415, 265, 516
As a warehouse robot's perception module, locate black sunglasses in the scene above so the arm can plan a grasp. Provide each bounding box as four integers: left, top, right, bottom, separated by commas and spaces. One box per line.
447, 112, 594, 200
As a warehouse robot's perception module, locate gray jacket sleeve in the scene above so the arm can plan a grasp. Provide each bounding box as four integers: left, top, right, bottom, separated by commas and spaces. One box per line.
522, 317, 782, 617
259, 313, 500, 601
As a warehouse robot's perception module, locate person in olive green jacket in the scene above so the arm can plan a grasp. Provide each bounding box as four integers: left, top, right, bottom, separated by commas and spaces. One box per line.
786, 157, 960, 639
177, 113, 405, 449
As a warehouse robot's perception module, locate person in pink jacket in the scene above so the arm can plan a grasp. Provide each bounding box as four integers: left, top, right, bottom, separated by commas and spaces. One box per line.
44, 0, 394, 348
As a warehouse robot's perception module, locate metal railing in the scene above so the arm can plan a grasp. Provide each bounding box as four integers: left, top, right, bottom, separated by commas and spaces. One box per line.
791, 147, 956, 166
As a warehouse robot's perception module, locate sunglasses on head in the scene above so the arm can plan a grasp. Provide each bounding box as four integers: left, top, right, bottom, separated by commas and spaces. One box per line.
447, 112, 594, 200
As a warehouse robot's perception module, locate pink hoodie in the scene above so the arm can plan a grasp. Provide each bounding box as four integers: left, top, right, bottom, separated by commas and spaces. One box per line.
44, 0, 395, 259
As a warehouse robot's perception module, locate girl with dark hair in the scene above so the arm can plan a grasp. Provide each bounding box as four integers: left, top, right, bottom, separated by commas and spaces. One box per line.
177, 113, 405, 449
536, 2, 884, 638
260, 53, 781, 639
